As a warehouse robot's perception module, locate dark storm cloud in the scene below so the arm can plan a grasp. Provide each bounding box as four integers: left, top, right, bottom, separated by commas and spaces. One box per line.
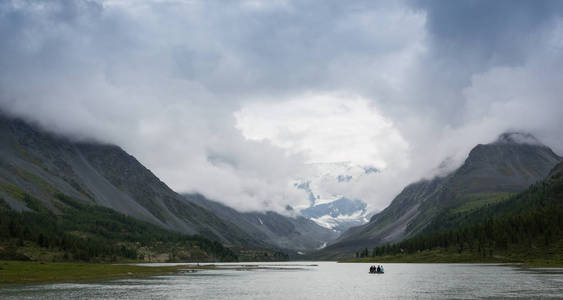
0, 0, 562, 212
383, 0, 563, 137
409, 0, 563, 68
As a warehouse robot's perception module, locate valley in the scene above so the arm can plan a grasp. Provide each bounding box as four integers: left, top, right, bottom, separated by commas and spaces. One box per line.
315, 133, 562, 260
2, 1, 563, 298
1, 114, 563, 288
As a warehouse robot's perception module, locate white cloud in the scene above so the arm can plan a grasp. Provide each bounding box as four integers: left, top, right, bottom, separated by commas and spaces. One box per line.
1, 0, 562, 214
234, 92, 415, 211
235, 92, 409, 169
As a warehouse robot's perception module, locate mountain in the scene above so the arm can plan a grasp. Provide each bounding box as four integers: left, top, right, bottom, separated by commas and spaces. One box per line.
184, 194, 339, 252
367, 161, 563, 264
293, 162, 376, 232
0, 192, 239, 262
316, 132, 561, 259
300, 197, 371, 232
0, 114, 259, 247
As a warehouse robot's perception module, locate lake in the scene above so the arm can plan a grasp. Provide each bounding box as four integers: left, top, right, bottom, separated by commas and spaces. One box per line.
1, 262, 563, 299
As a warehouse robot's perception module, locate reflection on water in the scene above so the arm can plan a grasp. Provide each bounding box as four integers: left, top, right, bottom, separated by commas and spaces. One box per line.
1, 262, 563, 299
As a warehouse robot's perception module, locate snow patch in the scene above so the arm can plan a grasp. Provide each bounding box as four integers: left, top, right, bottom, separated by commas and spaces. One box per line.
309, 209, 371, 231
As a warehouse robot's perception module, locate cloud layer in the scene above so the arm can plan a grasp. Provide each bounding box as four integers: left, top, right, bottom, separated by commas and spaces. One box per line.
1, 0, 562, 212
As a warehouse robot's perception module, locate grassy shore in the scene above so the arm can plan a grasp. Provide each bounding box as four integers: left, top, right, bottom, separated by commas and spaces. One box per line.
339, 248, 563, 267
0, 261, 194, 286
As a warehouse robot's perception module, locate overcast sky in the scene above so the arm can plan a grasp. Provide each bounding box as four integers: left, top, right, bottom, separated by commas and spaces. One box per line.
1, 0, 563, 213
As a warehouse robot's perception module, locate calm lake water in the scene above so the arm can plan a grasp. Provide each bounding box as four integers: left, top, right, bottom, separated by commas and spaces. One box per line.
2, 262, 563, 299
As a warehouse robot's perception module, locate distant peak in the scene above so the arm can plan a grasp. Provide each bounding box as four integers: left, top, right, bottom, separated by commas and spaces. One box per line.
495, 132, 542, 146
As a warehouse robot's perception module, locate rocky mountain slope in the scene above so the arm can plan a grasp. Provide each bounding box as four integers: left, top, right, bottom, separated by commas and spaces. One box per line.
184, 194, 339, 252
0, 114, 260, 247
300, 197, 371, 232
315, 132, 561, 259
366, 161, 563, 264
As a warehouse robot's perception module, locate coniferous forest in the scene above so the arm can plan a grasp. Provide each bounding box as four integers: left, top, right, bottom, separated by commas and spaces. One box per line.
362, 164, 563, 264
0, 192, 239, 262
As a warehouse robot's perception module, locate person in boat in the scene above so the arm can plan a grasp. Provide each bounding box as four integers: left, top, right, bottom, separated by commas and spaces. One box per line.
380, 265, 384, 273
370, 265, 374, 273
377, 265, 381, 273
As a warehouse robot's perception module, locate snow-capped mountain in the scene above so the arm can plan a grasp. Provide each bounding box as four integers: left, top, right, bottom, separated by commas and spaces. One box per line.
301, 197, 370, 232
294, 162, 378, 232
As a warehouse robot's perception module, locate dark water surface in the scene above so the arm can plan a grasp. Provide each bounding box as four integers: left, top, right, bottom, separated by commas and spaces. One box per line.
1, 262, 563, 299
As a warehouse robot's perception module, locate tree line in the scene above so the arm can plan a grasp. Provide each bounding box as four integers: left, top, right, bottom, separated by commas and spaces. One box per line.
0, 192, 237, 262
362, 169, 563, 259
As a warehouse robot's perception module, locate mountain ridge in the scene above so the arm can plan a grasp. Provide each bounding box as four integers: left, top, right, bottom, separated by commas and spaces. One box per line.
0, 114, 262, 248
314, 132, 561, 259
363, 161, 563, 265
183, 193, 339, 252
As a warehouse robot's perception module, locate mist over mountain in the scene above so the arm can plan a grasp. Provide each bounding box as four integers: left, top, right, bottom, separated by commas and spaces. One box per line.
300, 197, 371, 232
315, 132, 561, 259
495, 132, 543, 145
2, 0, 563, 217
1, 0, 563, 269
184, 194, 339, 252
0, 114, 261, 248
292, 162, 378, 232
0, 113, 346, 255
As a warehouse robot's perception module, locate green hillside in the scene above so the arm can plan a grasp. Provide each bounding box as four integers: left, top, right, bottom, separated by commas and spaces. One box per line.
0, 190, 238, 262
0, 115, 261, 248
316, 133, 561, 260
0, 189, 290, 263
351, 162, 563, 266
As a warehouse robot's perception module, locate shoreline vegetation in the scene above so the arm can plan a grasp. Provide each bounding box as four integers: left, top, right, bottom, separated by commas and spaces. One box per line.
0, 261, 317, 286
345, 166, 563, 268
1, 258, 561, 287
0, 193, 289, 264
339, 249, 563, 268
0, 261, 196, 286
